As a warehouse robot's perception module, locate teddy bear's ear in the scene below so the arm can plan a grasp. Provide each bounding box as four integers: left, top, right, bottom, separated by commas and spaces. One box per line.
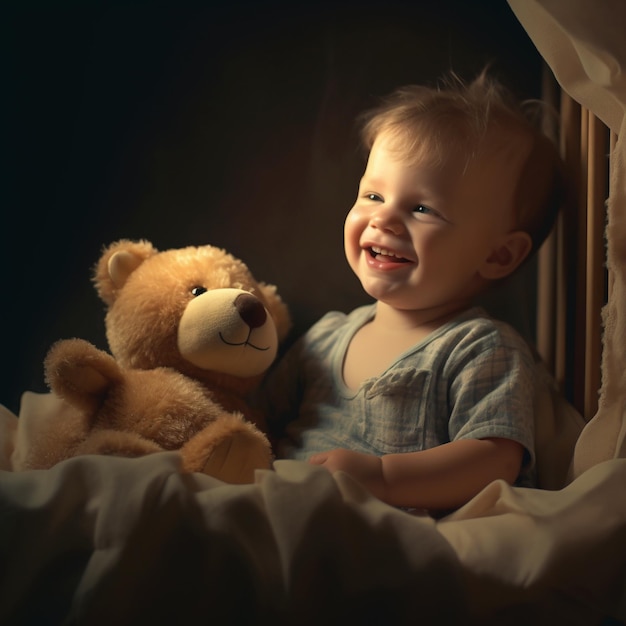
93, 239, 158, 306
257, 282, 292, 342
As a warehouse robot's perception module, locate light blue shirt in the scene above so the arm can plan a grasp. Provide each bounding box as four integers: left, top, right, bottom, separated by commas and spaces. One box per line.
261, 305, 537, 486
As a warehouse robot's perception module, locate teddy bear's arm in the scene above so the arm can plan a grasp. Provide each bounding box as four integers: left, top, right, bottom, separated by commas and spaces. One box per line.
44, 338, 123, 415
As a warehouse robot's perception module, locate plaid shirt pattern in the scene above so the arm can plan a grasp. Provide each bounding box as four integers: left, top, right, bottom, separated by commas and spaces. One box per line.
263, 304, 537, 487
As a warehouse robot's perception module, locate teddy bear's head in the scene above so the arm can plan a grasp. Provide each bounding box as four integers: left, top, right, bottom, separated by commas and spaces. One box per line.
93, 240, 291, 390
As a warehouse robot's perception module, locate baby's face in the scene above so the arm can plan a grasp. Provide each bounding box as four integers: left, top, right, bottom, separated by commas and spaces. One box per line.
344, 130, 531, 314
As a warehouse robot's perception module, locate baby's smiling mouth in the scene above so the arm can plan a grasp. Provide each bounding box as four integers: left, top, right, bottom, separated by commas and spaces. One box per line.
368, 246, 411, 263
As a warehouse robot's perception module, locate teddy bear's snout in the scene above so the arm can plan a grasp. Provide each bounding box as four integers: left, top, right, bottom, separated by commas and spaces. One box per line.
235, 293, 267, 329
177, 287, 279, 377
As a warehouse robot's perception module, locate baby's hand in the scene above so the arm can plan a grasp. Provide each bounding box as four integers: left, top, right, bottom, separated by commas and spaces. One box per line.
309, 449, 386, 499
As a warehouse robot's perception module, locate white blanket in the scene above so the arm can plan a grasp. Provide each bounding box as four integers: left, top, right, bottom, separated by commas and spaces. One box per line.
1, 391, 625, 624
1, 446, 625, 624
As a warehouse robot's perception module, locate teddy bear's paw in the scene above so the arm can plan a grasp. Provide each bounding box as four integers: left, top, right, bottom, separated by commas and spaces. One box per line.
182, 416, 272, 483
201, 431, 272, 484
74, 429, 163, 458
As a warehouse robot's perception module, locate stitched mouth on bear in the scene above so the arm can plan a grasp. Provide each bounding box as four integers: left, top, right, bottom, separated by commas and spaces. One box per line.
218, 330, 270, 351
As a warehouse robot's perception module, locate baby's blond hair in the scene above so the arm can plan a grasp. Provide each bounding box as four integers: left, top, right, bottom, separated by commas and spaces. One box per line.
359, 71, 567, 252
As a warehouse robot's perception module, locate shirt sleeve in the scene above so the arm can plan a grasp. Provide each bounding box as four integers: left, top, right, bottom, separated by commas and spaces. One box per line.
445, 326, 537, 470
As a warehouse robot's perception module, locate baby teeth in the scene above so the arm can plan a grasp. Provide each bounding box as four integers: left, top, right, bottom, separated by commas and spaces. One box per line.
371, 246, 400, 258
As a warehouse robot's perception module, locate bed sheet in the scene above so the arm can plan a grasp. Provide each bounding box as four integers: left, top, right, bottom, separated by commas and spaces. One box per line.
1, 395, 625, 625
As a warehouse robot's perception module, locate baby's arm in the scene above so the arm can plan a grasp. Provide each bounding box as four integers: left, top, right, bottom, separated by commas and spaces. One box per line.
309, 437, 523, 511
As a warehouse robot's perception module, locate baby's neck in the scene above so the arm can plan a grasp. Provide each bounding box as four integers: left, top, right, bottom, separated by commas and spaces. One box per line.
372, 301, 470, 333
342, 301, 471, 390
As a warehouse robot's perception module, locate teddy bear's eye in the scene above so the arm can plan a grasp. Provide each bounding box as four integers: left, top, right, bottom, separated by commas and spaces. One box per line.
191, 286, 207, 297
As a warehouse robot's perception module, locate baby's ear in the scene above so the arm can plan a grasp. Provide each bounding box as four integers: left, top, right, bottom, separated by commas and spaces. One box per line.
480, 231, 533, 281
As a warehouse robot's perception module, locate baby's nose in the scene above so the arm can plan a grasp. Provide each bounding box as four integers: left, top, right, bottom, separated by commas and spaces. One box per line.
370, 206, 404, 235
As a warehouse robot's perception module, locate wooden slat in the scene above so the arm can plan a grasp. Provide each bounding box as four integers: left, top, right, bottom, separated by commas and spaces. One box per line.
571, 107, 590, 415
608, 130, 618, 302
536, 227, 557, 371
556, 92, 581, 400
541, 82, 609, 419
584, 113, 609, 419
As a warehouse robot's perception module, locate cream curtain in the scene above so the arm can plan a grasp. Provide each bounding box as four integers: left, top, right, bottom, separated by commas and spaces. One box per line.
508, 0, 626, 477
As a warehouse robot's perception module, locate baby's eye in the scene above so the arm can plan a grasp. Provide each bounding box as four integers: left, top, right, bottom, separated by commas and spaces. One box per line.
365, 193, 383, 202
413, 205, 433, 215
412, 204, 445, 221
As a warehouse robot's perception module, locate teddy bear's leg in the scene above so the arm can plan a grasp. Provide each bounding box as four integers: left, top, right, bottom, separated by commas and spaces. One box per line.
17, 404, 89, 470
180, 413, 272, 483
74, 429, 163, 458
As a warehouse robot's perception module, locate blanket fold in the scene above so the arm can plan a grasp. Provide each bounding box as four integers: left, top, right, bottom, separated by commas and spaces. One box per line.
2, 452, 625, 624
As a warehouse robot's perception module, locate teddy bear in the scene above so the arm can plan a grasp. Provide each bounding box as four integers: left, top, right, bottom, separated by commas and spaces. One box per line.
15, 239, 291, 483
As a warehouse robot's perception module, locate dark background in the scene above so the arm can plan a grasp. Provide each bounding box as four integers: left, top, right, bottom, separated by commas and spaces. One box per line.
3, 0, 543, 414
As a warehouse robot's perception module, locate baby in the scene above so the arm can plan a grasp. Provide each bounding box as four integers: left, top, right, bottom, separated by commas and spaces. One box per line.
262, 72, 566, 512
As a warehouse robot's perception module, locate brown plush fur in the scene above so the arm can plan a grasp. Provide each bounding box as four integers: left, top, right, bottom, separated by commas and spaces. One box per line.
23, 240, 290, 483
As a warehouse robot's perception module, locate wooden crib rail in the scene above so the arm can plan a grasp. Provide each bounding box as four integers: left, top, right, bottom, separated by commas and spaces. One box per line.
536, 68, 610, 421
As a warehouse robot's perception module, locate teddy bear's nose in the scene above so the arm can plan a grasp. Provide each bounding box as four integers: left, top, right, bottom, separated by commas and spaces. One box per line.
234, 293, 267, 329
